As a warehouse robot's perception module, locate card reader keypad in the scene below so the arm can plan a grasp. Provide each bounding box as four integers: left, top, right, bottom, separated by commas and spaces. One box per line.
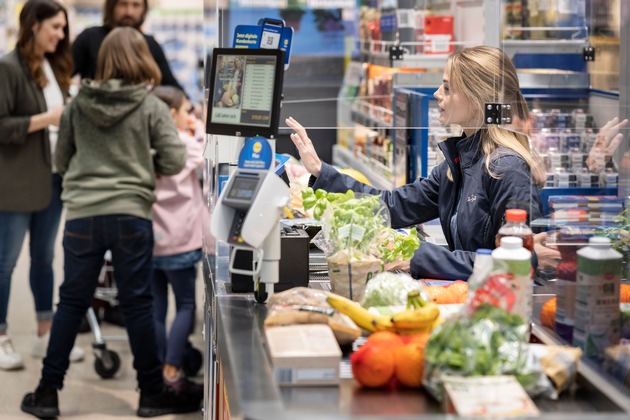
229, 210, 247, 244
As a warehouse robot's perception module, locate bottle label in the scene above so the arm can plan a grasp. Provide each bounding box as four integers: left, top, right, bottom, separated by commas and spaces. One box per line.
573, 257, 622, 360
503, 259, 532, 324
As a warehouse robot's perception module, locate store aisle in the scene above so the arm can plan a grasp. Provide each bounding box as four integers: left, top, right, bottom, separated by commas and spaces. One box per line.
0, 224, 204, 419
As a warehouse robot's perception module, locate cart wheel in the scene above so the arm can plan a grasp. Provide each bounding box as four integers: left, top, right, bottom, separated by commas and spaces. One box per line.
254, 280, 268, 303
182, 345, 203, 378
94, 349, 121, 379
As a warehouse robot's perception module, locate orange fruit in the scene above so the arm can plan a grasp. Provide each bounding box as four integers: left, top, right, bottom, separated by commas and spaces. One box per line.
540, 297, 556, 329
402, 332, 430, 347
621, 284, 630, 303
350, 342, 395, 388
367, 331, 404, 348
394, 341, 425, 388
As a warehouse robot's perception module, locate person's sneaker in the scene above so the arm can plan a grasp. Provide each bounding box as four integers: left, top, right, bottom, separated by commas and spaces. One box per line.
137, 385, 202, 417
0, 335, 24, 370
164, 371, 203, 399
32, 332, 85, 362
21, 385, 59, 419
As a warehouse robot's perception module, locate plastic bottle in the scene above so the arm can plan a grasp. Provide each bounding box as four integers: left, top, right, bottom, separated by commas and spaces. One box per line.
573, 237, 622, 361
468, 249, 494, 290
554, 230, 584, 344
496, 209, 534, 253
492, 236, 533, 325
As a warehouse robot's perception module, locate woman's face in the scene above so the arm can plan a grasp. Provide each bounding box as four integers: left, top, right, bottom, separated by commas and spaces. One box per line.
434, 64, 476, 129
32, 11, 66, 57
172, 98, 192, 131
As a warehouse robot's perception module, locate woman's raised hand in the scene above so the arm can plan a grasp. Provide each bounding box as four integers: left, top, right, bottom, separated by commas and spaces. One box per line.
286, 117, 322, 178
585, 117, 628, 172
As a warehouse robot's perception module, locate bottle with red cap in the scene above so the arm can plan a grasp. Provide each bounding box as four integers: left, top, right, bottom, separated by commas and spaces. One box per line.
495, 209, 534, 253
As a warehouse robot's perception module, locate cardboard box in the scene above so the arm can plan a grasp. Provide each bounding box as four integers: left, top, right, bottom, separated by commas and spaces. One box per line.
265, 324, 341, 386
443, 375, 540, 417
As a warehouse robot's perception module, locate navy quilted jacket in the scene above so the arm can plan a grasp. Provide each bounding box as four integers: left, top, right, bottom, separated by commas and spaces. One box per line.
311, 131, 542, 280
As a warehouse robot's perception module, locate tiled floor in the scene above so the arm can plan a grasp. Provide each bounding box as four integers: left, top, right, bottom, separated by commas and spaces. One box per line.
0, 225, 205, 419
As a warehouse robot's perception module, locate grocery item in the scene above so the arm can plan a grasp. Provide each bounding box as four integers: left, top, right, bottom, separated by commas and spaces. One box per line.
442, 376, 540, 416
350, 341, 396, 388
554, 229, 589, 343
264, 287, 361, 345
496, 209, 534, 253
390, 290, 440, 334
423, 303, 541, 401
327, 290, 440, 336
492, 236, 533, 326
360, 271, 421, 307
530, 344, 582, 394
265, 324, 341, 386
394, 340, 426, 388
424, 280, 469, 304
573, 237, 623, 361
541, 297, 557, 330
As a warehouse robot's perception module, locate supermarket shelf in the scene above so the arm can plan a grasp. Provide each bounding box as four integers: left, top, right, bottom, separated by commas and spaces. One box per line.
368, 51, 449, 69
503, 39, 589, 57
332, 145, 392, 190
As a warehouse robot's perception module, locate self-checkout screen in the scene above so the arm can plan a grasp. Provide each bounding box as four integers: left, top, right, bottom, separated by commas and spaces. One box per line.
206, 48, 284, 138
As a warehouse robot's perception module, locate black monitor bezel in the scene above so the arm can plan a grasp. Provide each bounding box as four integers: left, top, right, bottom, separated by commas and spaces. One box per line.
205, 48, 285, 139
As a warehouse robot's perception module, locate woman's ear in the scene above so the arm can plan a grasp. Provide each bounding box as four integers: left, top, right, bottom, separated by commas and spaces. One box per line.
170, 108, 177, 119
32, 22, 41, 36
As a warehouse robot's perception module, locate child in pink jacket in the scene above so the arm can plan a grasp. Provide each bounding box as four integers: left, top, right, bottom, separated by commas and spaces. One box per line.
150, 86, 205, 395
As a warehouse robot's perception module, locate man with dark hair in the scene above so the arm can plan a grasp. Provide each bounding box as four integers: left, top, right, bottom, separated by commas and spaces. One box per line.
72, 0, 184, 91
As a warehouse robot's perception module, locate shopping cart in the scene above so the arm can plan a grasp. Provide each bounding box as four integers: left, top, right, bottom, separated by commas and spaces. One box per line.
86, 250, 124, 379
86, 251, 203, 379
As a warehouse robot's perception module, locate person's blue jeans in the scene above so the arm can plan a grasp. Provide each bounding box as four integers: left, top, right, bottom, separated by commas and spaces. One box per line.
40, 215, 163, 393
152, 265, 197, 367
0, 173, 62, 334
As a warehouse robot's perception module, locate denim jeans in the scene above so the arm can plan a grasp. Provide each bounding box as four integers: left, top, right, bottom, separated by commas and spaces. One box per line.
40, 214, 163, 393
0, 173, 62, 334
152, 265, 197, 367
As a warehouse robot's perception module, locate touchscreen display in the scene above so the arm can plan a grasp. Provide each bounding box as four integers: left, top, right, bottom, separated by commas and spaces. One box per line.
227, 176, 259, 201
210, 54, 277, 129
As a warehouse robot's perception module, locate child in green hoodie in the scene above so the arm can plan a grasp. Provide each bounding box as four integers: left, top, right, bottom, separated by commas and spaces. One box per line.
22, 27, 201, 419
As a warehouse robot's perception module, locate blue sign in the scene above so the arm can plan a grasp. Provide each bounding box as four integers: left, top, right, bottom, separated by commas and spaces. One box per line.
238, 137, 273, 170
233, 18, 293, 70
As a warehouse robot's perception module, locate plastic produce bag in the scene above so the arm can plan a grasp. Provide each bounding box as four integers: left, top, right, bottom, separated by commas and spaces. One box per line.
423, 303, 554, 401
360, 271, 423, 307
308, 192, 390, 301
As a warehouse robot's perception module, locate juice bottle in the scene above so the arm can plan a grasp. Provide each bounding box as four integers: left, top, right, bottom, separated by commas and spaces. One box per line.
492, 236, 533, 326
573, 237, 622, 361
496, 209, 534, 253
554, 229, 585, 343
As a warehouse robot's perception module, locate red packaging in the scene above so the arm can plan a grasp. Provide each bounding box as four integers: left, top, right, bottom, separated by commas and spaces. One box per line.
424, 15, 454, 54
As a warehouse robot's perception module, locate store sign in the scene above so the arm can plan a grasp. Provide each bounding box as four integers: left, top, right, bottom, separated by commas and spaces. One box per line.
238, 137, 273, 170
233, 21, 293, 70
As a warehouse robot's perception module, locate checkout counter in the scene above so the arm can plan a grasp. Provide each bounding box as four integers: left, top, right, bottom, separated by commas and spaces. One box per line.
201, 246, 630, 420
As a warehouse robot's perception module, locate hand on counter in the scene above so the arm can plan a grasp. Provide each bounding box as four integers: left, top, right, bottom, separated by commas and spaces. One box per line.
286, 117, 322, 178
534, 232, 561, 270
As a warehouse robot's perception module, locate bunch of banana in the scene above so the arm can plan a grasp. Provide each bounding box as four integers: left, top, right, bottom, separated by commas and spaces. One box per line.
326, 293, 394, 333
390, 290, 440, 334
326, 291, 441, 335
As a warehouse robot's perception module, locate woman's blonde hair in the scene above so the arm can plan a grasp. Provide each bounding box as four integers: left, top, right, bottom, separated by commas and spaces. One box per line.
446, 46, 545, 186
95, 27, 161, 85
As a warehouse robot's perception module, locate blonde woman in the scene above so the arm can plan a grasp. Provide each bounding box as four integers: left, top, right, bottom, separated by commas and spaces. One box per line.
286, 46, 544, 280
22, 27, 200, 418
